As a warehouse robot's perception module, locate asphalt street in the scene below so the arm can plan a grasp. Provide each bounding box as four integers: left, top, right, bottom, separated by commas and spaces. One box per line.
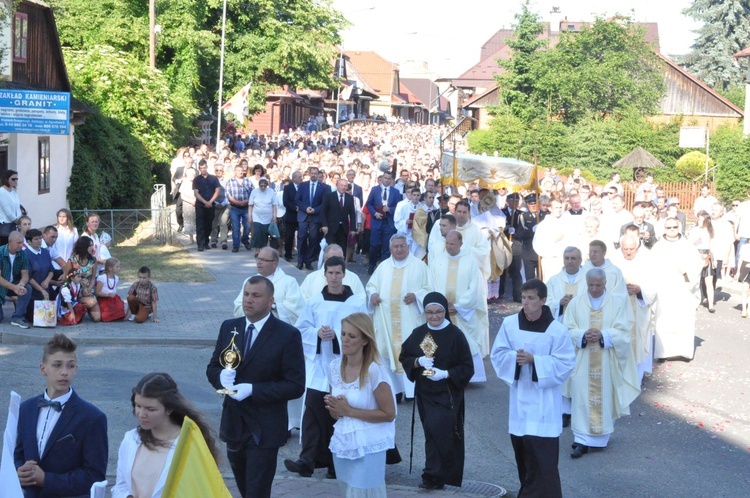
1, 241, 749, 497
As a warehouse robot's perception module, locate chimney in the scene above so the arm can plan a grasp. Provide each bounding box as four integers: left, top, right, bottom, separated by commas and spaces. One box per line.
550, 6, 563, 33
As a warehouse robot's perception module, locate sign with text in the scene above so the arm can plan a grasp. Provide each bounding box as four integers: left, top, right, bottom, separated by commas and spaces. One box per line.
0, 90, 70, 135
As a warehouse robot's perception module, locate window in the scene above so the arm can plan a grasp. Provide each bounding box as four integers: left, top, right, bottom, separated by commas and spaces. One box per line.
38, 137, 50, 194
13, 13, 28, 63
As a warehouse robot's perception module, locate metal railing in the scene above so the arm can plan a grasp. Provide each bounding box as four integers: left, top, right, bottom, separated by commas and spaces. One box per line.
71, 185, 173, 246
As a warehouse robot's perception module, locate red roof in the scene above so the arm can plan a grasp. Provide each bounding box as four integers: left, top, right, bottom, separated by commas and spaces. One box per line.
344, 50, 395, 95
734, 46, 750, 60
398, 82, 422, 105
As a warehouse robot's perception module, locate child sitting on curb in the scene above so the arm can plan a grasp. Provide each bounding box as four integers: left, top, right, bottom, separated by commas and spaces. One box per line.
126, 266, 159, 323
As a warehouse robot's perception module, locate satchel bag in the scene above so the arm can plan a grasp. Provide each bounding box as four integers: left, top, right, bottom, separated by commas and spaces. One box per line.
268, 221, 281, 239
33, 300, 56, 328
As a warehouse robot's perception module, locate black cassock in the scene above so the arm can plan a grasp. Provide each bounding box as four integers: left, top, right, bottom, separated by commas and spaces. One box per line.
399, 323, 474, 487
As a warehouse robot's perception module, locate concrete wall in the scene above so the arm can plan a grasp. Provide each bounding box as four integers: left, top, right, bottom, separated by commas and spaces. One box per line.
8, 128, 74, 227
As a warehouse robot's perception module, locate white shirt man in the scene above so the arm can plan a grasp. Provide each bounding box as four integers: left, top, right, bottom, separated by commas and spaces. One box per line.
427, 215, 456, 256
367, 233, 431, 397
562, 269, 640, 457
428, 231, 490, 382
546, 246, 587, 321
534, 200, 576, 283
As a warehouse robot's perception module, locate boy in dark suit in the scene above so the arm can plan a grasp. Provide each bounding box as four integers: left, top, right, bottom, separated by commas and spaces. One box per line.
320, 179, 358, 249
15, 333, 108, 498
207, 275, 306, 498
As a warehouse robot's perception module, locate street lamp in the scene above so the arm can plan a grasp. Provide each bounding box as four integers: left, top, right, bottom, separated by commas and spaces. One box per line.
216, 0, 228, 147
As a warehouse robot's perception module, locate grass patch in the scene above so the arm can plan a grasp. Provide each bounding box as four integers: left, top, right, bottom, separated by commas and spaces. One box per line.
112, 243, 214, 283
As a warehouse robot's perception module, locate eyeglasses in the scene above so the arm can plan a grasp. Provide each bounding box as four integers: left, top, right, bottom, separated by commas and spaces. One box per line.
256, 258, 276, 263
733, 204, 740, 207
665, 226, 680, 229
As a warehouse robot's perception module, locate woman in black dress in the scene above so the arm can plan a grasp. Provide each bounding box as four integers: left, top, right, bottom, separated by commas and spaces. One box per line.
399, 291, 474, 490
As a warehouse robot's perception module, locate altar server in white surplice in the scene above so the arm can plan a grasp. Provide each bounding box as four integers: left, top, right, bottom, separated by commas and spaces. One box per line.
232, 247, 305, 325
300, 244, 366, 302
546, 246, 587, 322
612, 235, 657, 382
286, 256, 368, 478
394, 187, 422, 258
581, 240, 627, 297
491, 278, 576, 497
562, 268, 640, 458
367, 233, 431, 397
428, 230, 490, 382
454, 200, 491, 281
427, 214, 456, 257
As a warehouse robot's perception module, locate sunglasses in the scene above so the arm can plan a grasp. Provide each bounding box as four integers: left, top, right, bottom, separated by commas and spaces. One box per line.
665, 226, 680, 229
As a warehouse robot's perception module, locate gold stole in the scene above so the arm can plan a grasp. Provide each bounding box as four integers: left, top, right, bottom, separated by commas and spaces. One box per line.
564, 281, 578, 298
389, 267, 405, 373
445, 259, 459, 308
588, 308, 604, 434
628, 295, 638, 359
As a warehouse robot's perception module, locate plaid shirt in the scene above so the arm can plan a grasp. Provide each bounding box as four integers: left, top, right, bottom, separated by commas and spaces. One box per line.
127, 280, 159, 309
0, 244, 29, 303
225, 177, 253, 205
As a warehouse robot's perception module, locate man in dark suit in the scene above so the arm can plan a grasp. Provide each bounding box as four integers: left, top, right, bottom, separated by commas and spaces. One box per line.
321, 179, 358, 249
282, 171, 302, 261
295, 166, 330, 270
15, 333, 108, 498
501, 193, 524, 302
207, 276, 305, 498
516, 194, 540, 282
365, 171, 402, 274
345, 169, 363, 205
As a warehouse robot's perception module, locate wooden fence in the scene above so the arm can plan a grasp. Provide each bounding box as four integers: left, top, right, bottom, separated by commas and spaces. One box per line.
620, 181, 716, 216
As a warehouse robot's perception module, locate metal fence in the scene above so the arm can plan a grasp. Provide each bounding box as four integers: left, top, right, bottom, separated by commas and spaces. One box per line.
71, 185, 173, 246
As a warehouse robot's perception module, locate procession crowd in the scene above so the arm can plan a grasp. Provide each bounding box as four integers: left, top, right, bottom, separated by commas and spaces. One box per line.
12, 121, 750, 498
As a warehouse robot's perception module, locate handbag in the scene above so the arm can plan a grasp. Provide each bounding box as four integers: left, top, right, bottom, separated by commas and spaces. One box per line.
268, 221, 281, 239
33, 300, 56, 328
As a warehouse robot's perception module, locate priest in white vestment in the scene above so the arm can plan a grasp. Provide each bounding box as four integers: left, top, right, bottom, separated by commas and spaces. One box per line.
472, 192, 507, 299
491, 278, 576, 496
562, 268, 640, 457
650, 219, 704, 361
395, 187, 422, 258
582, 240, 627, 297
412, 191, 438, 259
231, 247, 306, 431
367, 233, 431, 397
533, 199, 576, 283
546, 246, 587, 322
427, 214, 455, 257
299, 244, 366, 302
454, 200, 491, 281
428, 230, 490, 382
612, 235, 657, 382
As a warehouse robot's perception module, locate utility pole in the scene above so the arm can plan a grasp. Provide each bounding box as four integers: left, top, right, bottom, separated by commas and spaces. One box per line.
149, 0, 156, 68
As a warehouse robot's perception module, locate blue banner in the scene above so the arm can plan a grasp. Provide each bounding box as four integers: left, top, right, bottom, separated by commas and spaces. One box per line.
0, 90, 70, 135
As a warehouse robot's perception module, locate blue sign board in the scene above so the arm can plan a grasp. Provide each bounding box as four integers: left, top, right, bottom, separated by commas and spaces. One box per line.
0, 90, 71, 135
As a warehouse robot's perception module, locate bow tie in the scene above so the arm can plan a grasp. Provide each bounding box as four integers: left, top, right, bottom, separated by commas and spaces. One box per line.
38, 398, 63, 412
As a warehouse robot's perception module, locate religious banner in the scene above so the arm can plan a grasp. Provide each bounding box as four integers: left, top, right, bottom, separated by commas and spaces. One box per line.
440, 151, 536, 190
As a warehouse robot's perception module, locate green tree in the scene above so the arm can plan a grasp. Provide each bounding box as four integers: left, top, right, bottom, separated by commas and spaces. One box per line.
711, 125, 750, 201
530, 18, 665, 124
675, 151, 714, 179
495, 1, 547, 121
679, 0, 750, 90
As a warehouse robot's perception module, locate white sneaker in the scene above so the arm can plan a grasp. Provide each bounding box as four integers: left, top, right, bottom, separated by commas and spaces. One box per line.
148, 313, 153, 319
128, 315, 135, 322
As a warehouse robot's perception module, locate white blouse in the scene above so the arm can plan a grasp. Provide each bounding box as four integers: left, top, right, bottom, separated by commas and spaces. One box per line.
328, 360, 396, 460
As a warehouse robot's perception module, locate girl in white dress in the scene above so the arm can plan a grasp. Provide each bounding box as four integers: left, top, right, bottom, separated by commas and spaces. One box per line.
112, 373, 219, 498
324, 312, 396, 498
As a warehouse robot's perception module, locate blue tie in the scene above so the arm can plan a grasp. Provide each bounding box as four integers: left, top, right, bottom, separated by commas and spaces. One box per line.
243, 324, 255, 356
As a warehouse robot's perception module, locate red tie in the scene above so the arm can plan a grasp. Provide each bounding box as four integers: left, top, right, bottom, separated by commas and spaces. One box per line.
339, 194, 344, 208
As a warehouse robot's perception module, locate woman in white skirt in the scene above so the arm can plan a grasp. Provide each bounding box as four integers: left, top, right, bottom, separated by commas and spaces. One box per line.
324, 312, 396, 497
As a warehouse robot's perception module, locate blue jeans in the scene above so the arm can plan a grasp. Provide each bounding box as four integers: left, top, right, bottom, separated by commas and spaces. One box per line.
0, 283, 33, 322
737, 237, 749, 269
230, 206, 250, 248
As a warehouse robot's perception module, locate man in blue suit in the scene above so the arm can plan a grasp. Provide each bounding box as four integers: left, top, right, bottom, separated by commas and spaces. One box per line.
207, 276, 305, 498
15, 333, 108, 498
365, 171, 402, 274
295, 166, 330, 270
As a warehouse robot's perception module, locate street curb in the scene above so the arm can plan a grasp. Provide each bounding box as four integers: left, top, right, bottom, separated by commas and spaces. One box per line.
0, 330, 215, 346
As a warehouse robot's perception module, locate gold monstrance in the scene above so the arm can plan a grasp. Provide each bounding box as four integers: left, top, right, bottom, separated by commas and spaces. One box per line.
217, 328, 243, 395
420, 332, 438, 376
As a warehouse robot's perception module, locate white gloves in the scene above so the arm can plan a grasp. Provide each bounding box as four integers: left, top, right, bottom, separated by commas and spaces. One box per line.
427, 368, 448, 381
220, 368, 236, 389
532, 225, 537, 233
229, 383, 253, 401
507, 227, 515, 235
417, 356, 434, 369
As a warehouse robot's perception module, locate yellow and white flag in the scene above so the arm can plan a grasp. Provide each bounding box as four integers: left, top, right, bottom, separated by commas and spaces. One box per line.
1, 391, 24, 498
162, 416, 231, 498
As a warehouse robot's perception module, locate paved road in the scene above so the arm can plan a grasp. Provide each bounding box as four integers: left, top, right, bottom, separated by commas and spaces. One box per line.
1, 239, 749, 497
